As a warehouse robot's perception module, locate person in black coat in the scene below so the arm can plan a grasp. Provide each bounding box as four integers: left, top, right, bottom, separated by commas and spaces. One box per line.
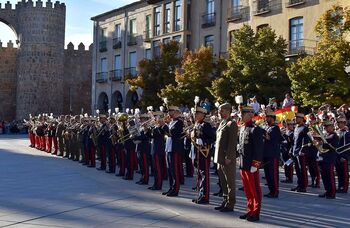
262, 111, 281, 198
280, 120, 294, 183
335, 117, 350, 193
316, 120, 339, 199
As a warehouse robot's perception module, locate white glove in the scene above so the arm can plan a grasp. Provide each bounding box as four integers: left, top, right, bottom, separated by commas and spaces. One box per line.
250, 166, 258, 173
196, 138, 203, 145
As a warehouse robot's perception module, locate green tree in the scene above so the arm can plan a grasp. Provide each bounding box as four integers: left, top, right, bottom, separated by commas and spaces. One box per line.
210, 25, 290, 104
127, 40, 181, 109
287, 5, 350, 106
159, 47, 219, 106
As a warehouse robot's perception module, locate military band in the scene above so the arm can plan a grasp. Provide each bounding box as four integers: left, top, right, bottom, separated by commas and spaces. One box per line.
24, 99, 350, 223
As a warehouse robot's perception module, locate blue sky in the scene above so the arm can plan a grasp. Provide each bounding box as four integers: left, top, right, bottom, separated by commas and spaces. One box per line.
0, 0, 138, 48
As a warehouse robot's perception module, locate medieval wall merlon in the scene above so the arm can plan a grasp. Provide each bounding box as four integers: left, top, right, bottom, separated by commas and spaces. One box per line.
13, 0, 65, 10
0, 40, 17, 48
65, 42, 94, 52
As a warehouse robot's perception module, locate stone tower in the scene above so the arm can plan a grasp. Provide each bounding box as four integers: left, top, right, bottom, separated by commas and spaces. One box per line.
0, 0, 65, 119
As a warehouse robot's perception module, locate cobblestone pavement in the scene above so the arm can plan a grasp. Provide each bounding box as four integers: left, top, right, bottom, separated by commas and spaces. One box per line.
0, 135, 349, 227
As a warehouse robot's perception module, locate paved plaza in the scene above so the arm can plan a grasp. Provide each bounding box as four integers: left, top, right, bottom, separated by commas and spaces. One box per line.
0, 135, 349, 228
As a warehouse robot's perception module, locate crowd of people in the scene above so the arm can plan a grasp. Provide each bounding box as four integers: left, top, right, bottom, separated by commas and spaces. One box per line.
23, 95, 350, 222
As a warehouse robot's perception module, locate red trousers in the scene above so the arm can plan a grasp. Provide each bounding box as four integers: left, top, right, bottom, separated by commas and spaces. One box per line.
29, 133, 35, 147
241, 170, 262, 217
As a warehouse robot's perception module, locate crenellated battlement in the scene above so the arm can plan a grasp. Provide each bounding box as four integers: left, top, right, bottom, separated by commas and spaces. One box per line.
0, 0, 66, 10
65, 42, 93, 52
0, 40, 17, 49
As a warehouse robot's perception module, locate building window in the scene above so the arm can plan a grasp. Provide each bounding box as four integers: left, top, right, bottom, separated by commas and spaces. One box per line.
174, 0, 182, 31
115, 24, 121, 39
232, 0, 240, 13
163, 37, 171, 44
97, 58, 108, 82
207, 0, 215, 14
153, 40, 161, 57
128, 52, 137, 77
173, 35, 182, 57
99, 28, 107, 52
164, 3, 171, 34
154, 6, 161, 36
289, 17, 304, 52
101, 58, 107, 73
257, 24, 269, 31
145, 15, 151, 40
203, 0, 215, 28
130, 19, 137, 35
204, 35, 214, 52
145, 49, 152, 60
112, 55, 122, 81
101, 28, 107, 41
114, 55, 121, 70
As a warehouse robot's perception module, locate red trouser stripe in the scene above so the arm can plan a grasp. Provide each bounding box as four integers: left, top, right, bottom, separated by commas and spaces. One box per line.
155, 154, 162, 188
143, 153, 149, 183
273, 158, 279, 194
301, 156, 308, 188
241, 170, 262, 217
174, 153, 180, 192
330, 163, 336, 196
204, 158, 210, 201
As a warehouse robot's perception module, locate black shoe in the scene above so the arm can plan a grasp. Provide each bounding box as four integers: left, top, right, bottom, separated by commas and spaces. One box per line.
318, 193, 326, 198
148, 186, 161, 190
166, 191, 178, 197
281, 179, 293, 183
97, 167, 106, 171
123, 176, 133, 180
238, 187, 244, 191
296, 188, 306, 193
105, 170, 114, 174
239, 214, 249, 220
247, 215, 260, 222
116, 173, 124, 176
138, 181, 148, 185
326, 195, 335, 199
219, 207, 233, 212
214, 204, 225, 210
264, 193, 278, 198
291, 187, 299, 191
162, 189, 172, 195
336, 189, 347, 193
213, 191, 223, 196
196, 198, 209, 204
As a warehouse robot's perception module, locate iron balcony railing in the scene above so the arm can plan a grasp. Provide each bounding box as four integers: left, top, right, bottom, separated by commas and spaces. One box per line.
286, 0, 306, 8
113, 37, 122, 49
253, 0, 271, 16
110, 70, 123, 81
144, 30, 152, 42
124, 67, 137, 78
127, 34, 139, 46
99, 40, 107, 52
96, 72, 108, 83
287, 39, 318, 56
227, 6, 243, 22
202, 12, 216, 28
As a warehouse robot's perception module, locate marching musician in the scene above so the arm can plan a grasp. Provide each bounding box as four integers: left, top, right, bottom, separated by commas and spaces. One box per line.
306, 113, 321, 188
335, 117, 350, 193
148, 111, 168, 190
162, 105, 184, 197
115, 114, 128, 177
291, 113, 309, 193
238, 106, 264, 222
63, 115, 71, 158
191, 107, 215, 204
106, 116, 117, 173
87, 117, 97, 168
96, 114, 109, 171
280, 120, 295, 183
262, 111, 281, 198
213, 103, 238, 213
316, 120, 338, 199
134, 114, 151, 185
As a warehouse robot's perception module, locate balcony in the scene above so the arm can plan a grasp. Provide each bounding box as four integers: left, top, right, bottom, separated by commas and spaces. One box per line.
286, 0, 306, 8
287, 39, 318, 56
253, 1, 271, 16
144, 30, 152, 42
96, 72, 108, 83
99, 40, 107, 52
227, 6, 243, 22
127, 34, 138, 46
113, 37, 122, 49
146, 0, 162, 4
202, 13, 216, 28
124, 67, 137, 79
110, 70, 123, 81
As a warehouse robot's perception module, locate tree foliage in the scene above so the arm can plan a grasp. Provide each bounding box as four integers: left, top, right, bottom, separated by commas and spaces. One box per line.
287, 5, 350, 106
210, 25, 290, 104
159, 47, 219, 106
127, 40, 181, 109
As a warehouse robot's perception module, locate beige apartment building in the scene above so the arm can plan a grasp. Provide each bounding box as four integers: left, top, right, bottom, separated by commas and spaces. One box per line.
91, 0, 349, 113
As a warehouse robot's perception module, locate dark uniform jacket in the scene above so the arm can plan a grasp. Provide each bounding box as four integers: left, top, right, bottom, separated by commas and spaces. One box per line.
263, 124, 281, 159
194, 121, 216, 147
293, 125, 310, 156
320, 132, 339, 163
134, 129, 151, 154
337, 129, 350, 159
167, 118, 184, 154
56, 122, 65, 138
150, 125, 168, 155
238, 122, 264, 171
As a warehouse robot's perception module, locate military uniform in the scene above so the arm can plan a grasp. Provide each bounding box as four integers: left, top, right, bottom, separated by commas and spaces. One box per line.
336, 126, 350, 193
281, 126, 294, 183
97, 120, 109, 170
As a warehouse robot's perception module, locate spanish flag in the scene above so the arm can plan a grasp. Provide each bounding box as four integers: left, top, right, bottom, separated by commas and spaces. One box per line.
275, 106, 298, 123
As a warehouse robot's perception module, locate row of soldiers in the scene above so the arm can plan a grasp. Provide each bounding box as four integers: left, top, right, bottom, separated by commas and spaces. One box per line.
25, 103, 350, 222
